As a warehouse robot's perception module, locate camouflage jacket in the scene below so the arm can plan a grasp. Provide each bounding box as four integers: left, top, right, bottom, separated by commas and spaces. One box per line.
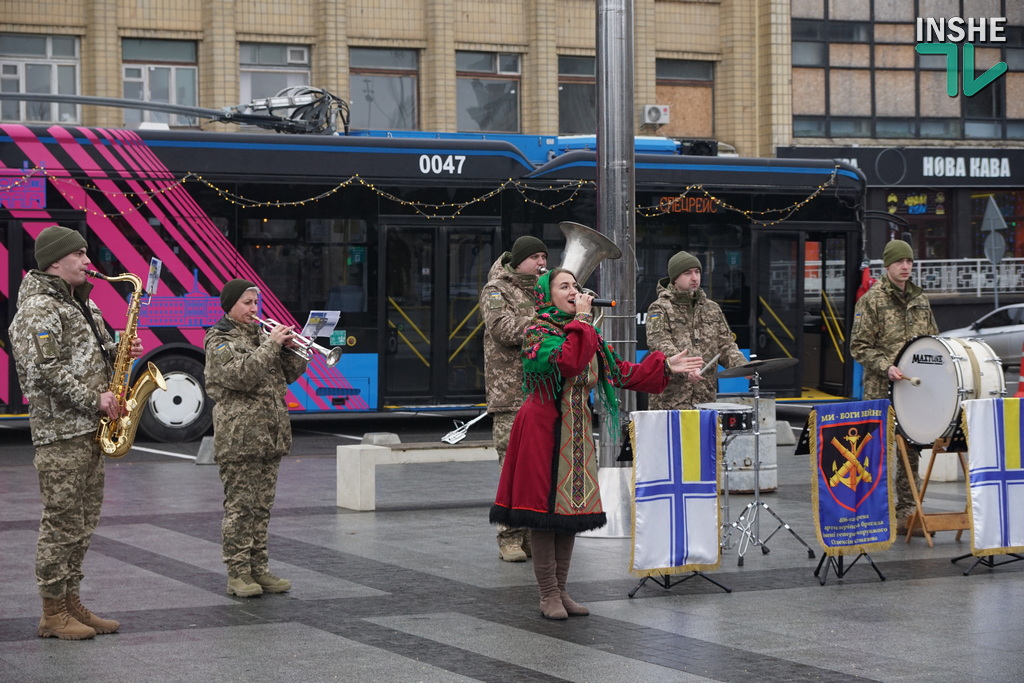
480, 252, 538, 413
204, 316, 308, 460
851, 275, 937, 400
645, 278, 747, 409
9, 270, 116, 446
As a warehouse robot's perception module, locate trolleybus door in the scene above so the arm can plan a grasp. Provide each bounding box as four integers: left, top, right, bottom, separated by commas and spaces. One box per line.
753, 232, 803, 396
382, 222, 498, 406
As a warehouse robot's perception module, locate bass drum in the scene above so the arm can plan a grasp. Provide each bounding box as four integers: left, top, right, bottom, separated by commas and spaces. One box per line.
890, 335, 1004, 446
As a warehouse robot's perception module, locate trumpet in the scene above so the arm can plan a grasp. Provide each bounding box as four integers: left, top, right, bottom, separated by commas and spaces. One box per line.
254, 316, 342, 367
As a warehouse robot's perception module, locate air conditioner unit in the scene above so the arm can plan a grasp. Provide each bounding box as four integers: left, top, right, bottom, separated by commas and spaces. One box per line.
642, 104, 670, 125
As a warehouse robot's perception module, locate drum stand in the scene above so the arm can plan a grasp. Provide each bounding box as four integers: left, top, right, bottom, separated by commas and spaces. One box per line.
719, 431, 738, 549
897, 435, 969, 548
730, 369, 816, 566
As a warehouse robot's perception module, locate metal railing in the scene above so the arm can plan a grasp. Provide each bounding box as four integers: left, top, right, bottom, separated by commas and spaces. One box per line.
796, 257, 1024, 297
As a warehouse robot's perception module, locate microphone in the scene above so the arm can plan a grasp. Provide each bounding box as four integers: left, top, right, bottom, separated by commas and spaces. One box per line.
592, 298, 616, 307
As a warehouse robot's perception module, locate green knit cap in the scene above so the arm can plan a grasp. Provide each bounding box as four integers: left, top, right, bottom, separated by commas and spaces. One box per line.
668, 250, 701, 281
35, 225, 87, 269
882, 239, 914, 267
510, 236, 547, 268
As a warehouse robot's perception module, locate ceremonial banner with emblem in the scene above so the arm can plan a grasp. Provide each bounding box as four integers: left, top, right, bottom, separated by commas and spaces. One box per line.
810, 399, 895, 555
629, 409, 720, 576
962, 398, 1024, 556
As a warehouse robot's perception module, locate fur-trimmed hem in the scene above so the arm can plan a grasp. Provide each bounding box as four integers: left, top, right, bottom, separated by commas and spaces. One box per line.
490, 504, 606, 534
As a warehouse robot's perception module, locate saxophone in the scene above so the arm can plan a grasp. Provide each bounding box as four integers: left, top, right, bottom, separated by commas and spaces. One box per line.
87, 270, 168, 458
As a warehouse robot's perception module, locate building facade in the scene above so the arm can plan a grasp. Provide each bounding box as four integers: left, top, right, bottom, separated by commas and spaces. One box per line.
782, 0, 1024, 263
1, 0, 792, 157
3, 0, 1023, 263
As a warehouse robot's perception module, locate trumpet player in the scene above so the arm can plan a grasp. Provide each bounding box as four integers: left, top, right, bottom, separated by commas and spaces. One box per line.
480, 235, 548, 563
10, 225, 144, 640
205, 278, 308, 597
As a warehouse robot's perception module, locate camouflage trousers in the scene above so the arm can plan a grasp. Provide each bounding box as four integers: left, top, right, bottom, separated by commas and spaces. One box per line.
218, 456, 282, 578
34, 434, 105, 599
493, 411, 528, 549
895, 442, 921, 518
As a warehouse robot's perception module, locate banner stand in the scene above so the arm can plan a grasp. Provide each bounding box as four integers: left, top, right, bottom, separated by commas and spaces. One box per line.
951, 552, 1024, 576
629, 571, 731, 598
814, 552, 885, 586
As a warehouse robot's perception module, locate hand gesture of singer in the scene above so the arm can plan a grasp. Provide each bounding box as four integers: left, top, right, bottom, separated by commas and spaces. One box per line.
666, 350, 703, 375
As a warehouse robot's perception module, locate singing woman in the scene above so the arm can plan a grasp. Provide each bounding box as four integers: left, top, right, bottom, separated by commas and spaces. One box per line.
490, 268, 701, 620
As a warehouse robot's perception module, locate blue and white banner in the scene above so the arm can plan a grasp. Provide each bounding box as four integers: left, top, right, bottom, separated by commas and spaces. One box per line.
630, 410, 720, 576
963, 398, 1024, 556
810, 400, 895, 555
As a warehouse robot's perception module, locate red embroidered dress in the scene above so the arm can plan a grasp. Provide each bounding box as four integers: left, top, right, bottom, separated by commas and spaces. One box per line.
490, 319, 669, 534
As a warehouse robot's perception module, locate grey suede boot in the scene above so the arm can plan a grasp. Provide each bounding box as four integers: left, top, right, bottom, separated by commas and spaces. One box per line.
554, 533, 589, 616
530, 530, 567, 620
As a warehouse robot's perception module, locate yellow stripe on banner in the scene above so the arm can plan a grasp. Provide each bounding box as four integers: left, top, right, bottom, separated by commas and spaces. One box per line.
680, 410, 702, 482
1004, 399, 1021, 470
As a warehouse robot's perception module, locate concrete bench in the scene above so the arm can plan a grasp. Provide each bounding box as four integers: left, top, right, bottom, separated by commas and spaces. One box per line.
336, 440, 497, 511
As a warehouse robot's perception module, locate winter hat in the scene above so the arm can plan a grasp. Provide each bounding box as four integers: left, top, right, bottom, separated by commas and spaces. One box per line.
668, 250, 701, 281
882, 240, 914, 267
510, 236, 547, 268
34, 225, 87, 269
220, 278, 258, 312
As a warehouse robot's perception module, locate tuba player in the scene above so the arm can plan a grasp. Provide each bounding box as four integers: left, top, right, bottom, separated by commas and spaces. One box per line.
9, 225, 144, 639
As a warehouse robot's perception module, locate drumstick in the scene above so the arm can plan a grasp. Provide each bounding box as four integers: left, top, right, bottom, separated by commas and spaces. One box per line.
699, 353, 722, 376
900, 376, 922, 386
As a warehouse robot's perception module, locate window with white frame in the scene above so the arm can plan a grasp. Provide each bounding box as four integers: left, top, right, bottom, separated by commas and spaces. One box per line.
122, 39, 198, 127
240, 43, 311, 104
456, 51, 520, 133
349, 48, 418, 130
0, 33, 79, 123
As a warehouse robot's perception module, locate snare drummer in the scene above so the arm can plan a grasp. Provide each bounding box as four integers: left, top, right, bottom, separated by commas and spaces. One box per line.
646, 251, 748, 410
850, 239, 938, 531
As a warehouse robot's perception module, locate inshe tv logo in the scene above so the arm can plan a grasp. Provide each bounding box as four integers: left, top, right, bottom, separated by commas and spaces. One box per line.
915, 17, 1008, 97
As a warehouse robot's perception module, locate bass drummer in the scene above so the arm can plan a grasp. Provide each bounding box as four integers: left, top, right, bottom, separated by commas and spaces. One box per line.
851, 239, 938, 533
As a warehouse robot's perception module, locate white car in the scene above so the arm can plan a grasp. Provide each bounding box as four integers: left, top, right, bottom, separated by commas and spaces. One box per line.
941, 303, 1024, 368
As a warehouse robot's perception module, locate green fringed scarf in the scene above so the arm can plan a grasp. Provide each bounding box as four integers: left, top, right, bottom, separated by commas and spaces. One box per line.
521, 269, 625, 431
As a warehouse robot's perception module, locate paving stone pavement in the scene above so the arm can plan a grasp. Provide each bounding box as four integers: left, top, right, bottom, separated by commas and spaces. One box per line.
1, 438, 1022, 682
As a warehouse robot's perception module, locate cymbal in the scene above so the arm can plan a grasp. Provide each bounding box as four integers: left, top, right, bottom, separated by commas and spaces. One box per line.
717, 357, 799, 378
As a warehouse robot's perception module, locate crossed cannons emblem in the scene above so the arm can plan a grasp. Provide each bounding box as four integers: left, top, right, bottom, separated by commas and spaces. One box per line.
828, 427, 873, 491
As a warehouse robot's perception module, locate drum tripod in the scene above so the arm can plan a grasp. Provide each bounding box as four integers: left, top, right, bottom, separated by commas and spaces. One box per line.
724, 363, 816, 566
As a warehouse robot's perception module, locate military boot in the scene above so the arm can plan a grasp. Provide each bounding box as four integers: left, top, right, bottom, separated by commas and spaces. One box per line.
66, 594, 120, 634
253, 572, 291, 593
38, 597, 96, 640
226, 575, 263, 597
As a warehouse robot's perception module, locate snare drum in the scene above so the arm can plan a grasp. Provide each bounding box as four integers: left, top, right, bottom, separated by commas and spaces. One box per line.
696, 402, 754, 433
890, 335, 1004, 446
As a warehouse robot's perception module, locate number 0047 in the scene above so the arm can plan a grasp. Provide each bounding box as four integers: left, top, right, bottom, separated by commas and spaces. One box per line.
418, 154, 466, 175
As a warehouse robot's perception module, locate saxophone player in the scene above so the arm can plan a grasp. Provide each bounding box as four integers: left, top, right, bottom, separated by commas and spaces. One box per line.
9, 225, 144, 640
204, 279, 308, 598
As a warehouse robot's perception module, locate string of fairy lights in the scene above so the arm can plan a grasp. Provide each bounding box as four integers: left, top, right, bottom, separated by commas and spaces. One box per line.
0, 164, 842, 225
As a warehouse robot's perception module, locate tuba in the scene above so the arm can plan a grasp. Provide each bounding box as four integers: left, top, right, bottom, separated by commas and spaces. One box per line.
556, 221, 622, 286
87, 270, 168, 458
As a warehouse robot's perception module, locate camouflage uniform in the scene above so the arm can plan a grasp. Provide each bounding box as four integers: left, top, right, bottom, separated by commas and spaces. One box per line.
480, 252, 536, 552
204, 316, 307, 579
9, 271, 116, 599
850, 275, 937, 518
645, 278, 747, 410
